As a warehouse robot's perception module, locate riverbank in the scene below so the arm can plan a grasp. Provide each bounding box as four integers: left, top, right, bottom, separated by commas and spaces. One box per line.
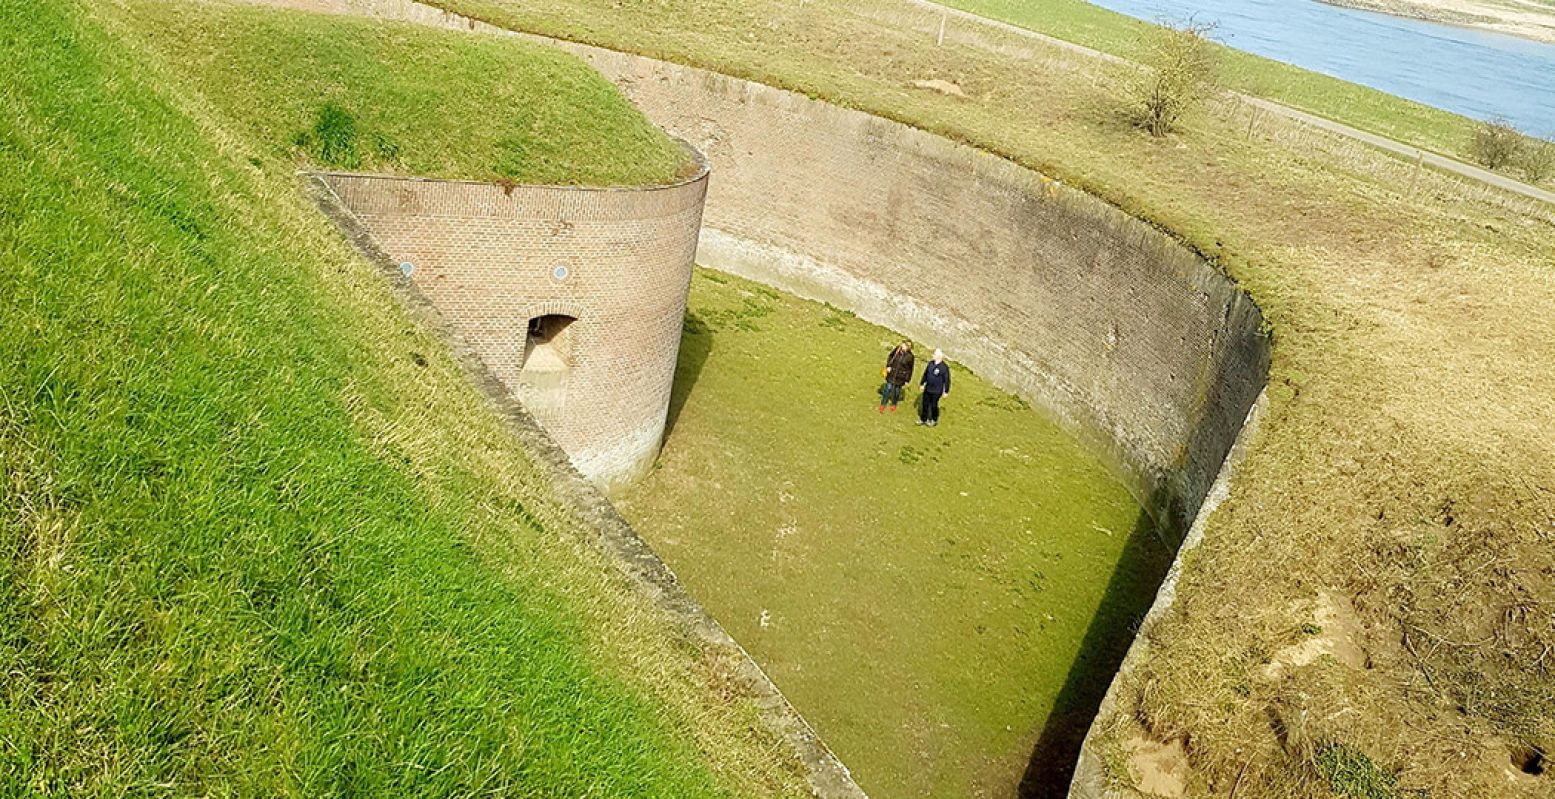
1318, 0, 1555, 45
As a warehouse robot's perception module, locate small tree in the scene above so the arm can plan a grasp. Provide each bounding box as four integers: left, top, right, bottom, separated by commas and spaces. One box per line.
1130, 20, 1221, 137
1468, 117, 1525, 172
1516, 136, 1554, 184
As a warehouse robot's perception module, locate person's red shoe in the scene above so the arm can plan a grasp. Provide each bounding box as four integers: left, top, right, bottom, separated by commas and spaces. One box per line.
878, 405, 886, 414
890, 405, 897, 412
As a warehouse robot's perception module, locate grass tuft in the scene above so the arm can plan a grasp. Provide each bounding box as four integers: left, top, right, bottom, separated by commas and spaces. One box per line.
297, 102, 363, 168
1316, 743, 1401, 799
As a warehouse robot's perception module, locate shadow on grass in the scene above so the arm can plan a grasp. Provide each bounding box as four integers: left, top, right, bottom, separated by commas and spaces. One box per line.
1018, 510, 1174, 799
664, 311, 713, 439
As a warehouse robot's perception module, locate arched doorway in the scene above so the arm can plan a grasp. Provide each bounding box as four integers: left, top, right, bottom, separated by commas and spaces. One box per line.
522, 314, 576, 372
518, 313, 576, 425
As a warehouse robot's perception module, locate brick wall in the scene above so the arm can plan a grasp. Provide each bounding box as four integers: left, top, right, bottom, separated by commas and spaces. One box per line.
288, 0, 1267, 543
289, 3, 1271, 794
318, 166, 708, 490
563, 49, 1270, 540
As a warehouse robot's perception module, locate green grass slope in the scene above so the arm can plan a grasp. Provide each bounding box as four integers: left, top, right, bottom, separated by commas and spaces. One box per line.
618, 271, 1170, 798
129, 0, 688, 186
0, 1, 798, 795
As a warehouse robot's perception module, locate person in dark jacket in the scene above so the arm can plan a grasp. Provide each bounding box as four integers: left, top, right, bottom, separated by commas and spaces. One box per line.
879, 340, 915, 413
917, 349, 951, 427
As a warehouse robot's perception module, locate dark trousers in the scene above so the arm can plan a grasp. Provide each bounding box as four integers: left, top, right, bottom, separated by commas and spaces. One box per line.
920, 391, 942, 423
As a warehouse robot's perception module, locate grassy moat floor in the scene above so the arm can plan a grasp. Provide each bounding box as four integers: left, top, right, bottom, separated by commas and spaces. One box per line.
616, 270, 1173, 799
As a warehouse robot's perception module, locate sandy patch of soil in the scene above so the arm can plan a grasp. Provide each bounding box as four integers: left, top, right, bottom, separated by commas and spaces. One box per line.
1260, 591, 1369, 681
909, 78, 968, 97
1123, 736, 1191, 798
1319, 0, 1555, 44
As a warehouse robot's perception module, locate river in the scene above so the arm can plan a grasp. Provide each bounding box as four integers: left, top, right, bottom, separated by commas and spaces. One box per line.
1086, 0, 1555, 135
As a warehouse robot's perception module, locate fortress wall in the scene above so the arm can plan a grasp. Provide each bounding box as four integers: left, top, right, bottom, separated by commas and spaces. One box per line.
307, 174, 867, 799
317, 167, 708, 489
561, 49, 1270, 538
284, 0, 1267, 538
288, 4, 1271, 793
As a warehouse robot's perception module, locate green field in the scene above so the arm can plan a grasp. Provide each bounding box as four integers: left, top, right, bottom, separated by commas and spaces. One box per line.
0, 1, 799, 795
617, 271, 1171, 798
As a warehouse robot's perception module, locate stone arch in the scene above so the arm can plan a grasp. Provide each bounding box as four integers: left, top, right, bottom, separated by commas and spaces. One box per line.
522, 313, 577, 371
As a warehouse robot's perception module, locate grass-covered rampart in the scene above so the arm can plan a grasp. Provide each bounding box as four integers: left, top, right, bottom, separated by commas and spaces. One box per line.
0, 1, 798, 794
127, 1, 689, 185
407, 0, 1555, 795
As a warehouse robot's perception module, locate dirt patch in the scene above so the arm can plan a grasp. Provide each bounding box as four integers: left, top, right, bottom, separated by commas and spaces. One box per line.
1260, 591, 1369, 680
909, 78, 967, 98
1122, 735, 1191, 798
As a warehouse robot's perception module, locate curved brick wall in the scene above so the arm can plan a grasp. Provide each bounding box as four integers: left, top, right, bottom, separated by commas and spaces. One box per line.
283, 4, 1270, 795
564, 50, 1270, 540
283, 0, 1268, 541
317, 164, 708, 490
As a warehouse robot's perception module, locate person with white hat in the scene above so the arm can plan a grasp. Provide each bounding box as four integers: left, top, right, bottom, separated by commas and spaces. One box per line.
917, 349, 951, 427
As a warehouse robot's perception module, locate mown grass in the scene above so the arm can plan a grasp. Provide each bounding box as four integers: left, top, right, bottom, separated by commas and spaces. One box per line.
617, 270, 1170, 799
940, 0, 1486, 160
418, 0, 1555, 795
123, 0, 688, 185
0, 1, 803, 795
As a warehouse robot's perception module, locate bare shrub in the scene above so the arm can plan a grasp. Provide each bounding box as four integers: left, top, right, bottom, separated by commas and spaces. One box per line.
1517, 136, 1555, 183
1129, 20, 1221, 137
1468, 117, 1525, 171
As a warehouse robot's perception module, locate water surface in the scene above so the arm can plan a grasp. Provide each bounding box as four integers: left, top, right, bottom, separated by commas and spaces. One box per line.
1088, 0, 1555, 133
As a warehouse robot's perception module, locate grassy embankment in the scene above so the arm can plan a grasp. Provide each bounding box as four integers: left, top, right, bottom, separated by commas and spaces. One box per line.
421, 0, 1555, 796
132, 0, 687, 185
617, 270, 1168, 799
0, 1, 803, 795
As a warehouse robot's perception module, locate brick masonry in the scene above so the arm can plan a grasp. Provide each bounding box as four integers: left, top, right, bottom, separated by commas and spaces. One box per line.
305, 173, 866, 799
259, 0, 1270, 541
562, 49, 1270, 542
317, 164, 709, 491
